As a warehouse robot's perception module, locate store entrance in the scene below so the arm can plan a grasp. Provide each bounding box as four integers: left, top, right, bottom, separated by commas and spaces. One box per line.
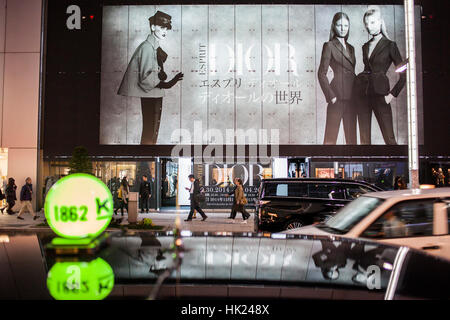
160, 159, 178, 207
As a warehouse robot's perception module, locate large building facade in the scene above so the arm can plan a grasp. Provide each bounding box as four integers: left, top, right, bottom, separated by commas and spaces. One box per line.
1, 0, 449, 211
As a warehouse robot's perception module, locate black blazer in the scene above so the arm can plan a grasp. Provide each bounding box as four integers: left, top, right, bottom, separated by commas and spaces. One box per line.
6, 185, 17, 201
355, 37, 406, 97
318, 38, 356, 103
139, 180, 152, 197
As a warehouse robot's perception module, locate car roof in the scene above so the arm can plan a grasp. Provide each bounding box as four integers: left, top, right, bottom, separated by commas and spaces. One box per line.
261, 178, 381, 188
362, 187, 450, 200
263, 178, 367, 183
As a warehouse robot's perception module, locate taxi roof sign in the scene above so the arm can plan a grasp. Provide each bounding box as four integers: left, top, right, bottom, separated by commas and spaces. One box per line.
44, 173, 113, 239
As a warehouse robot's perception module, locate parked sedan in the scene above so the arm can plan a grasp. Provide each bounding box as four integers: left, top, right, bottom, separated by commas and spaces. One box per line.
284, 188, 450, 261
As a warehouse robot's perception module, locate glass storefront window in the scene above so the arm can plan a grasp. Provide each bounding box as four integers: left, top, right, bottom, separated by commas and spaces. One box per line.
0, 148, 8, 210
310, 161, 408, 190
315, 168, 345, 179
430, 163, 450, 187
43, 160, 157, 210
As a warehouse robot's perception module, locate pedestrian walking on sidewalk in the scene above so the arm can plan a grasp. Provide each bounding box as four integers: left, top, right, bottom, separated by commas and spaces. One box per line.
4, 178, 16, 215
184, 174, 207, 221
0, 186, 5, 214
139, 175, 152, 213
116, 177, 129, 216
17, 177, 39, 220
234, 178, 250, 223
225, 178, 238, 219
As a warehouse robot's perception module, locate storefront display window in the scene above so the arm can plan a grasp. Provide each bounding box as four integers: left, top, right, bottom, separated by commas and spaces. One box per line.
430, 163, 450, 187
310, 161, 408, 190
0, 148, 8, 210
42, 160, 157, 209
315, 168, 345, 179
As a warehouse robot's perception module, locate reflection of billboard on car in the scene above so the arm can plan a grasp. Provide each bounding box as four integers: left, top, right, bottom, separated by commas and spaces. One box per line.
100, 4, 423, 145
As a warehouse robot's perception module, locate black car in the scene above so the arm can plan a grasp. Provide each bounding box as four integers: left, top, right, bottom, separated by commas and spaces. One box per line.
255, 178, 382, 232
2, 231, 449, 300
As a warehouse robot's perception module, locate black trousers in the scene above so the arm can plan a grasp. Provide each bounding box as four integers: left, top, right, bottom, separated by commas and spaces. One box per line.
117, 198, 128, 215
323, 100, 357, 145
141, 97, 163, 145
235, 204, 250, 219
140, 195, 150, 212
187, 197, 206, 220
229, 201, 237, 218
7, 200, 15, 214
356, 94, 397, 145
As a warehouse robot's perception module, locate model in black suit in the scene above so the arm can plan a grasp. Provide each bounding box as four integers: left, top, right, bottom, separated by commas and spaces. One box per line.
318, 12, 357, 145
185, 175, 207, 221
354, 7, 406, 145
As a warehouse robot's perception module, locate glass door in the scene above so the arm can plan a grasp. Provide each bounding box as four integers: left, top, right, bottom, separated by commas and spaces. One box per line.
161, 159, 178, 208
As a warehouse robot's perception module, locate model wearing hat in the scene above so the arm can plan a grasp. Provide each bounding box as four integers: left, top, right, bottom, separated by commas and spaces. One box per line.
118, 11, 183, 144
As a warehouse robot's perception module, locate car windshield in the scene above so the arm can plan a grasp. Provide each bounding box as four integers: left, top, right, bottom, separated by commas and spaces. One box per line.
321, 196, 384, 234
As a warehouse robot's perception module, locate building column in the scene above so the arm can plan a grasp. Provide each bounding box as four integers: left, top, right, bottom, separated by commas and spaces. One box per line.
0, 0, 42, 210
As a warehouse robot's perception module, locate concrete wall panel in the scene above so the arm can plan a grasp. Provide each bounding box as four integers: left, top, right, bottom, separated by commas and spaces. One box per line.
2, 52, 39, 148
5, 0, 42, 53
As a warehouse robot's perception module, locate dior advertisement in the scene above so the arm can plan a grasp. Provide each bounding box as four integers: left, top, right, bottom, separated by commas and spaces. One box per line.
194, 162, 272, 208
100, 4, 423, 145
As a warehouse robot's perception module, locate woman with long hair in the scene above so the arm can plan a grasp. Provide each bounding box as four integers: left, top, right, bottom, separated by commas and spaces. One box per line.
354, 6, 406, 145
318, 12, 357, 144
115, 177, 129, 216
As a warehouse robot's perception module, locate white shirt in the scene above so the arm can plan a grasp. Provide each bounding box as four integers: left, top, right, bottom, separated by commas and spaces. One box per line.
337, 37, 347, 51
189, 182, 194, 194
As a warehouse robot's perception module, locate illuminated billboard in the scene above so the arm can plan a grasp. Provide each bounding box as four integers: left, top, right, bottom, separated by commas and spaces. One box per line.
99, 4, 423, 146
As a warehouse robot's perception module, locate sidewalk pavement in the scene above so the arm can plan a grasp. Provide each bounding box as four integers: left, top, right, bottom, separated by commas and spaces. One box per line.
0, 210, 255, 233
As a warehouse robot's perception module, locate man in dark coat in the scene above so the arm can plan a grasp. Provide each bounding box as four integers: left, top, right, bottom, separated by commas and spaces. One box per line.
139, 175, 152, 213
185, 175, 207, 221
5, 178, 17, 215
17, 177, 39, 220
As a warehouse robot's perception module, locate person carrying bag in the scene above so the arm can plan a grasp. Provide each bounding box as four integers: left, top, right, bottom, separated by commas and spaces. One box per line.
234, 178, 250, 223
115, 177, 129, 216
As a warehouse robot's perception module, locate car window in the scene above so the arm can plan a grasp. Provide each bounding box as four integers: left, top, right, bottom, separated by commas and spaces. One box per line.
345, 184, 374, 200
262, 183, 307, 197
288, 183, 308, 197
323, 196, 384, 234
362, 199, 436, 239
308, 184, 345, 200
277, 184, 288, 196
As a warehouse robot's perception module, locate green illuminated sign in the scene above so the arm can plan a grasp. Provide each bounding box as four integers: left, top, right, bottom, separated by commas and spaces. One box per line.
44, 173, 113, 239
47, 258, 114, 300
